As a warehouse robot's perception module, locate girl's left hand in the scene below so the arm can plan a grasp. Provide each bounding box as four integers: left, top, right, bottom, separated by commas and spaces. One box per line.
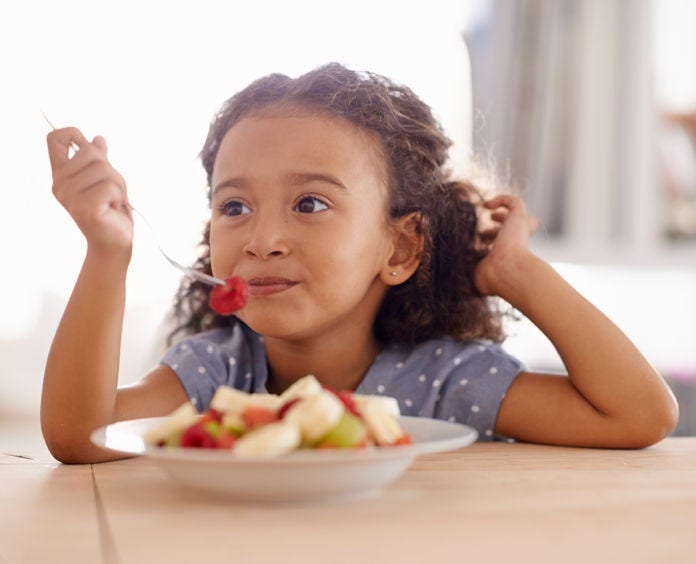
474, 194, 538, 297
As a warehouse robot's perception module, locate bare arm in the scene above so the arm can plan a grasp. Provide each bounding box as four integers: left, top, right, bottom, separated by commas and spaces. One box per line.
41, 128, 187, 463
476, 195, 679, 448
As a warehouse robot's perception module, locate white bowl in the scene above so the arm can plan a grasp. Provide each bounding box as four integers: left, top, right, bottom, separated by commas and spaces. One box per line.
91, 416, 477, 503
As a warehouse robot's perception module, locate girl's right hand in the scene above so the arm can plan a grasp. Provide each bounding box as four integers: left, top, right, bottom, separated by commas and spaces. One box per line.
47, 127, 133, 256
474, 194, 538, 299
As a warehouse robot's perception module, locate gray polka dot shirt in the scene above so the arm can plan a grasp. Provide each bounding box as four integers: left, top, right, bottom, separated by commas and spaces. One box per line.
160, 323, 524, 441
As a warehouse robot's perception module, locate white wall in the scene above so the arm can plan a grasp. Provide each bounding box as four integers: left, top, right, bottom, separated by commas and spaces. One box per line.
0, 0, 475, 417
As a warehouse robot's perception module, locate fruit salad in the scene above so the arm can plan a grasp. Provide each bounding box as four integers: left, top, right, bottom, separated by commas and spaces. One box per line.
144, 375, 412, 457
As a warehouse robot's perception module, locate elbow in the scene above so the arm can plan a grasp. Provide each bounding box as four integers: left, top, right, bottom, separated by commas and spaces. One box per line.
622, 397, 680, 449
49, 450, 91, 465
43, 432, 91, 464
45, 438, 113, 464
41, 421, 105, 464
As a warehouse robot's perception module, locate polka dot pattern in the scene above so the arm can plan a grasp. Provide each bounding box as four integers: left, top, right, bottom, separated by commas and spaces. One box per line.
352, 338, 523, 440
160, 325, 524, 443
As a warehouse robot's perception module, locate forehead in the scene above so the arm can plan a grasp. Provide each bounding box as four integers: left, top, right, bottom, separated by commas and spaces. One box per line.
211, 109, 388, 188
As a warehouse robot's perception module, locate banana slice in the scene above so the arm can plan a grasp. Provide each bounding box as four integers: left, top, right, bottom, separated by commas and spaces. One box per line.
143, 402, 200, 445
210, 386, 281, 414
353, 394, 401, 417
279, 374, 323, 403
358, 404, 406, 446
234, 420, 301, 457
284, 389, 344, 444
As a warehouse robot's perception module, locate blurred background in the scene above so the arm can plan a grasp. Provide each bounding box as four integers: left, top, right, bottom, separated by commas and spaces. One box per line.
1, 0, 695, 434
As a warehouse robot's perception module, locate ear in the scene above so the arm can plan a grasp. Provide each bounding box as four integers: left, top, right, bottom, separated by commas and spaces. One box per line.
380, 212, 423, 285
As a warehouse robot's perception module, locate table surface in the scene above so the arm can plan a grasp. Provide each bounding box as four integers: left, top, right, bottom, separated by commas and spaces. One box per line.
2, 418, 695, 564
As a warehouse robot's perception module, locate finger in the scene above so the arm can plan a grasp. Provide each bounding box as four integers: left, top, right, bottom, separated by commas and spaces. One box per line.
51, 140, 110, 184
483, 194, 524, 210
61, 179, 130, 229
70, 180, 129, 216
92, 135, 108, 156
479, 227, 500, 241
489, 210, 510, 223
483, 196, 509, 209
46, 127, 90, 170
54, 160, 126, 205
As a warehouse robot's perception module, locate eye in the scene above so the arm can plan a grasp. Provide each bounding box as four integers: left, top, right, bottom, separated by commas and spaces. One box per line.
294, 196, 329, 214
219, 200, 251, 217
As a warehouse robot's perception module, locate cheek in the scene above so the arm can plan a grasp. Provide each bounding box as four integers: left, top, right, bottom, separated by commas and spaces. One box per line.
328, 220, 392, 270
208, 226, 220, 260
208, 224, 234, 273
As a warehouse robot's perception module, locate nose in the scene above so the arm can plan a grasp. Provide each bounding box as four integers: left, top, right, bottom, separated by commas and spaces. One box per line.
242, 213, 290, 259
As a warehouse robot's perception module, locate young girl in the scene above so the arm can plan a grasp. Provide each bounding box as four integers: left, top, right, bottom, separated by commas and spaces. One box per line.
42, 63, 678, 463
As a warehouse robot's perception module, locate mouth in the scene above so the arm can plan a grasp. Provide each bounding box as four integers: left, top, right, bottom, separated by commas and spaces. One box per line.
246, 277, 299, 297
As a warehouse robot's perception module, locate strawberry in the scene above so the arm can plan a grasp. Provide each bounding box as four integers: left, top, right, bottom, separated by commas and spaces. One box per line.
277, 397, 301, 419
329, 388, 361, 418
199, 408, 223, 424
179, 422, 217, 448
209, 276, 249, 316
242, 407, 279, 429
390, 434, 413, 446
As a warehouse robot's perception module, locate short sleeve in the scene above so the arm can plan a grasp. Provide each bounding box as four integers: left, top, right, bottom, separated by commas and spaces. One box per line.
160, 326, 253, 410
434, 342, 524, 440
358, 338, 524, 442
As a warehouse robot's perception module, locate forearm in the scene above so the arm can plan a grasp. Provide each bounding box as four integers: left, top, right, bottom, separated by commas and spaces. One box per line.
41, 249, 130, 462
499, 253, 678, 428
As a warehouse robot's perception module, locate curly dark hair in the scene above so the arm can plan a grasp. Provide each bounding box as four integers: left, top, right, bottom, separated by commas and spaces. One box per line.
168, 62, 506, 345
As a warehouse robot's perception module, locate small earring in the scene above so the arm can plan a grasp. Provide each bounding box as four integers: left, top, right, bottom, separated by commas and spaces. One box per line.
390, 271, 397, 276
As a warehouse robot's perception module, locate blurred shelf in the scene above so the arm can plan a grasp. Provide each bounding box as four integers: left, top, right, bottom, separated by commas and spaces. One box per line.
531, 237, 696, 268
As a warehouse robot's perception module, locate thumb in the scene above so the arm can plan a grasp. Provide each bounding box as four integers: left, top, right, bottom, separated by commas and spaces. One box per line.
92, 135, 108, 156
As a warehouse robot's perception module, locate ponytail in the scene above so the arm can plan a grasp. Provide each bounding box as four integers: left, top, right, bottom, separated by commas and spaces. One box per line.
374, 179, 505, 344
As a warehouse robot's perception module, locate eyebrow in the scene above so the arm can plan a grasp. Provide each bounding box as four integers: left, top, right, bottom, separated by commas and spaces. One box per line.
287, 172, 347, 191
212, 177, 247, 195
212, 171, 348, 195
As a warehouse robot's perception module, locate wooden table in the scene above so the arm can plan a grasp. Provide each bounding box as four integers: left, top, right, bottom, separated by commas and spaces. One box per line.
2, 419, 695, 564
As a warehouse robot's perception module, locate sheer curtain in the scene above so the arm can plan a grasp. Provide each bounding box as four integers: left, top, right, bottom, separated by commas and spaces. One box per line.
464, 1, 696, 405
465, 0, 657, 260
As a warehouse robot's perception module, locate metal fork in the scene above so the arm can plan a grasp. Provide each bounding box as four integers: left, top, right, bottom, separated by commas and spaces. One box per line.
42, 111, 223, 287
128, 205, 224, 287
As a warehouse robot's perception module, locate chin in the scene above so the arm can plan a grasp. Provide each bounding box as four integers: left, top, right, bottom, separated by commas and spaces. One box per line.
238, 312, 309, 340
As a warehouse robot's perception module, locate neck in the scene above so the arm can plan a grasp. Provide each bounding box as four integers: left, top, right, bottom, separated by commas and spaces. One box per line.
264, 330, 382, 394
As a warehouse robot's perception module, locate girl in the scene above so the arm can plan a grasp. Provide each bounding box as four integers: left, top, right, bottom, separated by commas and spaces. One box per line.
42, 63, 678, 463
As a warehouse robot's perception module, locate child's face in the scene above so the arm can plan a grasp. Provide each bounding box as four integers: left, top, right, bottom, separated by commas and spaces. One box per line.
209, 110, 396, 341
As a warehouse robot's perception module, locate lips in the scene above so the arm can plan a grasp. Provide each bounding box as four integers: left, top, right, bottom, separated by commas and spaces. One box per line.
246, 277, 298, 297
